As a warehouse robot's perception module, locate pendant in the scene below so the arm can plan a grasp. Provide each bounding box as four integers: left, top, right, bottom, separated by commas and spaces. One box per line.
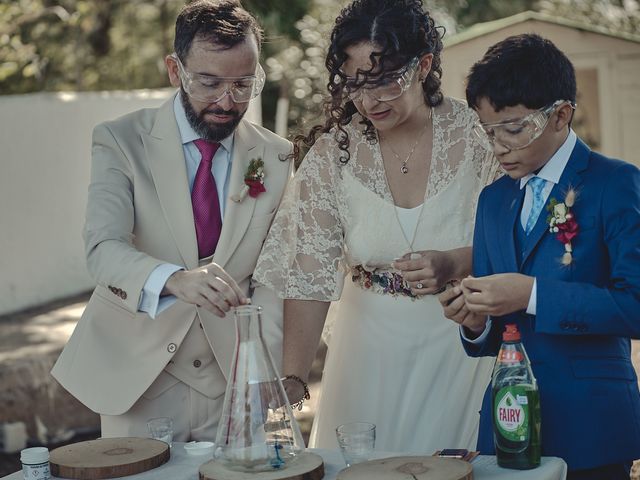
401, 164, 408, 174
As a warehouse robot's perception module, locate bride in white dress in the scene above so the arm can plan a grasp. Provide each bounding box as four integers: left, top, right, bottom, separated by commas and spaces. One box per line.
254, 0, 498, 453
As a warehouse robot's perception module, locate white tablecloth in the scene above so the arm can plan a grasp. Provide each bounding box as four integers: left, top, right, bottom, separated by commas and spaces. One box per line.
2, 443, 567, 480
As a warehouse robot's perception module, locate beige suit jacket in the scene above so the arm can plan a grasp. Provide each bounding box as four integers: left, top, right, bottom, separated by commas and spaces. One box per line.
51, 97, 292, 415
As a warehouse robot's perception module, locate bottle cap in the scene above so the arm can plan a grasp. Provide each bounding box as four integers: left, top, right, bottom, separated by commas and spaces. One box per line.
20, 446, 49, 464
502, 324, 521, 342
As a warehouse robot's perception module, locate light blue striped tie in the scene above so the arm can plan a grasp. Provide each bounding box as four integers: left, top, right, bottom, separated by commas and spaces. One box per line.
525, 176, 548, 234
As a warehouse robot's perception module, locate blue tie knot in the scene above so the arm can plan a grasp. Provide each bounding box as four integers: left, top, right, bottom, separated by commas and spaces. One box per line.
528, 176, 547, 195
525, 176, 548, 234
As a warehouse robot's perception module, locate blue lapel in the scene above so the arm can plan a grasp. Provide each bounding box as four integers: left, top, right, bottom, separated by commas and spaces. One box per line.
521, 139, 590, 267
499, 178, 524, 272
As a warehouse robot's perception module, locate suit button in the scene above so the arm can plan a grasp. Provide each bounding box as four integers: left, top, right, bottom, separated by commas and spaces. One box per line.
167, 343, 177, 353
121, 291, 127, 300
193, 360, 201, 368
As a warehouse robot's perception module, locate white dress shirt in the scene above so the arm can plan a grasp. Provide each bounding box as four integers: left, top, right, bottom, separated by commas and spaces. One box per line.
138, 94, 235, 318
464, 129, 577, 343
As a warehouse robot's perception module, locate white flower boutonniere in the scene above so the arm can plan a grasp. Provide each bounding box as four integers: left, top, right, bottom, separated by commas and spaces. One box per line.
230, 157, 265, 203
546, 188, 579, 266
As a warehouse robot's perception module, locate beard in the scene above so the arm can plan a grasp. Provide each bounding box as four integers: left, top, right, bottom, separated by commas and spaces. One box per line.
180, 88, 245, 142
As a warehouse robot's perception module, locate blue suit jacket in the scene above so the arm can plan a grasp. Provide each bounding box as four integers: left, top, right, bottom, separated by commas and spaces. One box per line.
465, 138, 640, 470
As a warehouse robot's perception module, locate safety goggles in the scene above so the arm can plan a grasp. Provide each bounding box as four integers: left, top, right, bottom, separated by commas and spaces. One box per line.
343, 57, 420, 103
172, 53, 265, 104
473, 100, 575, 151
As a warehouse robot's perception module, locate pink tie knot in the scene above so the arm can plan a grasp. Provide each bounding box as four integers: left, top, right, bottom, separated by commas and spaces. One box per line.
193, 139, 220, 164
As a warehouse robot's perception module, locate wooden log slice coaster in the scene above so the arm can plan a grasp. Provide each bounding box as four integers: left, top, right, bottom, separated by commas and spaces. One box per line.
199, 451, 324, 480
50, 437, 170, 479
336, 456, 473, 480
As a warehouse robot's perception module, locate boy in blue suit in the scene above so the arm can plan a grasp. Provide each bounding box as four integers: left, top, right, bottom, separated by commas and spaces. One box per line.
439, 34, 640, 479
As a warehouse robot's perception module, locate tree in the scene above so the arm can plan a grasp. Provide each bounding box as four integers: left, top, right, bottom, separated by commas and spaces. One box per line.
0, 0, 184, 94
0, 0, 310, 97
537, 0, 640, 34
443, 0, 537, 28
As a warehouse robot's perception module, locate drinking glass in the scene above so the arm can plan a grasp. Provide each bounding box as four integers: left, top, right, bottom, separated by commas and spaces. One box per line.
147, 417, 173, 448
335, 422, 376, 467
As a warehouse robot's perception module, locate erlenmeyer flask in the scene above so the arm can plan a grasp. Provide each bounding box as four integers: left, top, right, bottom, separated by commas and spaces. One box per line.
214, 305, 305, 472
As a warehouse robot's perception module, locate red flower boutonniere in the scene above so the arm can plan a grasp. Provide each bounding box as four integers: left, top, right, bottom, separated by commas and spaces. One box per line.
546, 188, 579, 265
230, 157, 265, 202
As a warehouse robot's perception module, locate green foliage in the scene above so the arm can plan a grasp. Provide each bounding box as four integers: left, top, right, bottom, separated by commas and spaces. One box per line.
243, 0, 309, 40
538, 0, 640, 35
265, 0, 344, 134
447, 0, 537, 27
0, 0, 185, 94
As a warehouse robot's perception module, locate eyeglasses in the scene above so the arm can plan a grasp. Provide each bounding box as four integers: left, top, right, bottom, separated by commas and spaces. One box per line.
172, 53, 265, 104
473, 100, 575, 151
343, 57, 420, 103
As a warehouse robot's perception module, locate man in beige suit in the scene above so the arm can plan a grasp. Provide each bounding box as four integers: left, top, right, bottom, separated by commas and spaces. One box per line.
51, 0, 292, 442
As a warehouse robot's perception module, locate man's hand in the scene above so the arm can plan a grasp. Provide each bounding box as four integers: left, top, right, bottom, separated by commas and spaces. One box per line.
438, 282, 487, 337
460, 273, 534, 317
393, 250, 458, 295
163, 263, 248, 317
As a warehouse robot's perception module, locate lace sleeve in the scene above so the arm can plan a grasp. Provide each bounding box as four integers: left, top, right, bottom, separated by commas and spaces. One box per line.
478, 148, 502, 187
464, 105, 502, 187
254, 136, 345, 301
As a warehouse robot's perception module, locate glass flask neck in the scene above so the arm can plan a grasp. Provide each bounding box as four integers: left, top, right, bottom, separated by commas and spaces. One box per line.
234, 305, 264, 343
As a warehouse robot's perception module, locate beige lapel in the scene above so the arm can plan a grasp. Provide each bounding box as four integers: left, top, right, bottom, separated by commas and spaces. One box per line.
142, 97, 199, 270
213, 120, 264, 268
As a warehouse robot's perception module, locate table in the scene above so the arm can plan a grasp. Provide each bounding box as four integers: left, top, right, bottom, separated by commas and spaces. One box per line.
2, 443, 567, 480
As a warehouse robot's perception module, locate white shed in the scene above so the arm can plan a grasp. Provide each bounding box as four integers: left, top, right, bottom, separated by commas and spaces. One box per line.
442, 11, 640, 167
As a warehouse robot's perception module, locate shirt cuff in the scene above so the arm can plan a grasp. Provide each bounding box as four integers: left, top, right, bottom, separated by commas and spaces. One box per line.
460, 318, 493, 344
138, 263, 183, 319
526, 278, 537, 315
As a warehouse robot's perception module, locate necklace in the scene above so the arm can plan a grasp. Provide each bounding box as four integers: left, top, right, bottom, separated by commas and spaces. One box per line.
377, 108, 434, 254
395, 203, 426, 255
380, 108, 432, 174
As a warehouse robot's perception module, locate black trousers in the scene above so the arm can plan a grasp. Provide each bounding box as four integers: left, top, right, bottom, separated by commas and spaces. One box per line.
567, 461, 632, 480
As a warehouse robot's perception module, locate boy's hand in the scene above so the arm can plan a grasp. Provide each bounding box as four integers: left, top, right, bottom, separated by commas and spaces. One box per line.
438, 282, 488, 337
460, 273, 534, 317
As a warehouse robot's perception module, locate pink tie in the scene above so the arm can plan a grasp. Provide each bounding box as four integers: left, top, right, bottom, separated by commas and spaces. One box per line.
192, 139, 222, 258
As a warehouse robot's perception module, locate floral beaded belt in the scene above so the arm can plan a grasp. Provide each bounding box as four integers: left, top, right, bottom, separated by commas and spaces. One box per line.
351, 265, 419, 299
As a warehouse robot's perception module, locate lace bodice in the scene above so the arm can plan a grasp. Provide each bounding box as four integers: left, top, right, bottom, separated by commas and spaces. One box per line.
254, 97, 499, 301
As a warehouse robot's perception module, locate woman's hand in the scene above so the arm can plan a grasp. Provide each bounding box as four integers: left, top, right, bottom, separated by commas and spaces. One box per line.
393, 247, 472, 295
283, 377, 307, 406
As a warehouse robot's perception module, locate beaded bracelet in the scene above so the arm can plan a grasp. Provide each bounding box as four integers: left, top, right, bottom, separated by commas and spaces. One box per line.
282, 374, 310, 411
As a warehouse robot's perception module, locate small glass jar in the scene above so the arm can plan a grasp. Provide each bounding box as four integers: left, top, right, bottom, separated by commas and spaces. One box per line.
20, 447, 51, 480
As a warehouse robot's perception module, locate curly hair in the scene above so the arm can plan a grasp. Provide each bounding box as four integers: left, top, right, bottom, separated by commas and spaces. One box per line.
291, 0, 444, 167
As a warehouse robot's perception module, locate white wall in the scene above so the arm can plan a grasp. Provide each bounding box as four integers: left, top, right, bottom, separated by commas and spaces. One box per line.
0, 89, 261, 315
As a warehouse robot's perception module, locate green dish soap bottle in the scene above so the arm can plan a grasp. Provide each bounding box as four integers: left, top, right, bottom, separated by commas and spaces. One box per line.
492, 323, 541, 469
